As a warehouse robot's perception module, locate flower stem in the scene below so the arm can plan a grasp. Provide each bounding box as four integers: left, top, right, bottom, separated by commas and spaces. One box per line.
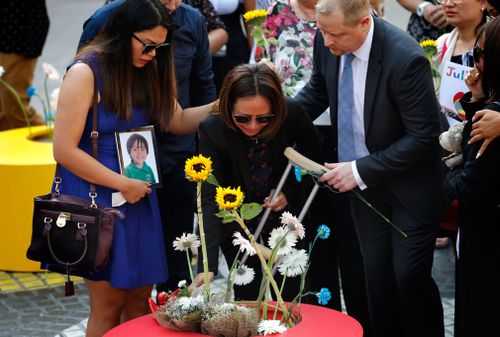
352, 189, 408, 238
231, 209, 289, 318
186, 250, 194, 283
196, 182, 211, 299
0, 78, 31, 135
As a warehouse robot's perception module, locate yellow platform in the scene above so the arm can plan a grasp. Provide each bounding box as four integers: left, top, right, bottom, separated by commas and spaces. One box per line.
0, 126, 55, 271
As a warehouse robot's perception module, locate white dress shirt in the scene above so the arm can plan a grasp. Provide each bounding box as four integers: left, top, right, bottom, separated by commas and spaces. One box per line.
338, 16, 374, 190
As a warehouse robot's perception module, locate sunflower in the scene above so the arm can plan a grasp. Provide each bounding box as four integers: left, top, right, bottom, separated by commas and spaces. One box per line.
215, 186, 244, 210
243, 9, 268, 26
184, 154, 212, 182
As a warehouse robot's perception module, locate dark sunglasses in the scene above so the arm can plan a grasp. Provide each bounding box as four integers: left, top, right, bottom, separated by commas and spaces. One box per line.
233, 114, 275, 124
473, 45, 484, 65
132, 33, 170, 54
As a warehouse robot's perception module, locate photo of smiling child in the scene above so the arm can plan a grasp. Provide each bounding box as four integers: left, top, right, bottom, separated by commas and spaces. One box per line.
125, 133, 156, 183
116, 126, 162, 188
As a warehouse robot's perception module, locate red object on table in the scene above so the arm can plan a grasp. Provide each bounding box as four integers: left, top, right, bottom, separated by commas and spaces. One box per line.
104, 303, 363, 337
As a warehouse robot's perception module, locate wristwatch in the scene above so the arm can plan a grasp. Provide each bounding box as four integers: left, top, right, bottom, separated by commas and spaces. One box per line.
416, 1, 431, 17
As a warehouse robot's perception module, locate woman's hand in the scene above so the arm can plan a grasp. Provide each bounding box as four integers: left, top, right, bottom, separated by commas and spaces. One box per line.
469, 109, 500, 157
263, 190, 288, 212
190, 272, 214, 292
464, 67, 484, 101
120, 178, 152, 204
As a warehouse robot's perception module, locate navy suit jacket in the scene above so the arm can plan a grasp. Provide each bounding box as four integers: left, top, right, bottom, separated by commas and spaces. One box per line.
295, 16, 444, 224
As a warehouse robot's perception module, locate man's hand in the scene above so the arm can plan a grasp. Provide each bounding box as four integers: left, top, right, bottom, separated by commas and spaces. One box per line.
469, 109, 500, 157
319, 162, 357, 192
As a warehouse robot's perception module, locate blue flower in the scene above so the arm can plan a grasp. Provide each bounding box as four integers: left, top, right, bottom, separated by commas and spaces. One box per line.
317, 224, 330, 240
293, 165, 303, 182
26, 86, 36, 98
316, 288, 331, 305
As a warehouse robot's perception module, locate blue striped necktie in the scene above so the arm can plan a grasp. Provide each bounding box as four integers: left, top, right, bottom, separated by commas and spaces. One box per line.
337, 53, 356, 162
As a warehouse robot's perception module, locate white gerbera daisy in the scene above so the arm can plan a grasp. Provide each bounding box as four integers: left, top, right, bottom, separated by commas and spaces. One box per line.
268, 227, 297, 256
258, 319, 288, 335
42, 63, 60, 81
233, 264, 255, 285
172, 232, 201, 254
278, 248, 308, 277
232, 232, 256, 256
280, 211, 305, 239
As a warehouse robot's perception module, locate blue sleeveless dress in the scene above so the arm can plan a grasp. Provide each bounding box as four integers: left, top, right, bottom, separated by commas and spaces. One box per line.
46, 54, 168, 289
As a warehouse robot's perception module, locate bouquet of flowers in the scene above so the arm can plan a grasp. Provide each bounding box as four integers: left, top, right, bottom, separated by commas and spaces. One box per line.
152, 154, 333, 336
420, 39, 441, 96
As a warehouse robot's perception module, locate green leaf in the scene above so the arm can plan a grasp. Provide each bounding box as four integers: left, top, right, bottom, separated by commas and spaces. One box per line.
215, 209, 237, 223
206, 173, 219, 186
240, 203, 262, 220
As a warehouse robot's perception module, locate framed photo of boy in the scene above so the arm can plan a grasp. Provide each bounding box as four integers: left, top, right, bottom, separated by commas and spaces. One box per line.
115, 125, 162, 188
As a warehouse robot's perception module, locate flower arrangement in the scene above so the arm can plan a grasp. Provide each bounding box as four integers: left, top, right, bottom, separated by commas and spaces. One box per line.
153, 154, 333, 336
0, 63, 60, 135
420, 39, 441, 96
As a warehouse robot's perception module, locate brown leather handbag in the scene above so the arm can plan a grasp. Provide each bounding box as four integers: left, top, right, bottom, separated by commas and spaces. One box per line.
26, 59, 124, 296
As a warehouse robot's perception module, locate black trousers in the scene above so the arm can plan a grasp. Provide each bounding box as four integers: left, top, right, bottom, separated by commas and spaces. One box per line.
156, 162, 196, 292
350, 188, 444, 337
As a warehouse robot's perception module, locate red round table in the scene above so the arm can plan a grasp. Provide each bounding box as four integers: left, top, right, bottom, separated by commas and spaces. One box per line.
104, 303, 363, 337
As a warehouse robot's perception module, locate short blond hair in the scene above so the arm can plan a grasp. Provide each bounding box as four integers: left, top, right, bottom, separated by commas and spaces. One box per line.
316, 0, 369, 26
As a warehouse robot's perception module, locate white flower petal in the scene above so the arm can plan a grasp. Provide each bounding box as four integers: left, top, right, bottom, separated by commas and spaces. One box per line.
232, 231, 256, 256
258, 319, 287, 335
178, 280, 187, 288
172, 232, 201, 253
268, 227, 297, 256
0, 65, 5, 77
278, 248, 308, 277
233, 264, 255, 286
280, 211, 305, 239
42, 63, 60, 81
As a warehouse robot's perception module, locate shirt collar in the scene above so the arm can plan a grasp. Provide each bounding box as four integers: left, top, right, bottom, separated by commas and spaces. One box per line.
352, 16, 374, 63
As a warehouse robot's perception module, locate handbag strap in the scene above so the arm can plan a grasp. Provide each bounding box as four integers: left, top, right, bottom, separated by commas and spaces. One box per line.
54, 59, 99, 207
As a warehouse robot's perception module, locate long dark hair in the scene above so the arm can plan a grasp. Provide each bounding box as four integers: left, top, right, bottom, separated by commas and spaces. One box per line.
78, 0, 175, 131
219, 63, 287, 140
482, 16, 500, 102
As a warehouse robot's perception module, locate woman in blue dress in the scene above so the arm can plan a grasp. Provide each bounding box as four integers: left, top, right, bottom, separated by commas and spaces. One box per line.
52, 0, 215, 335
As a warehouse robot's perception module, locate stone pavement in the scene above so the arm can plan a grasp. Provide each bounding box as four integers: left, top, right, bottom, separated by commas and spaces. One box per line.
0, 245, 456, 337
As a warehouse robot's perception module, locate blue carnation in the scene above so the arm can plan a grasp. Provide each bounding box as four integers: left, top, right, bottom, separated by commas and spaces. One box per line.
294, 165, 302, 182
317, 224, 330, 240
26, 86, 36, 98
316, 288, 331, 305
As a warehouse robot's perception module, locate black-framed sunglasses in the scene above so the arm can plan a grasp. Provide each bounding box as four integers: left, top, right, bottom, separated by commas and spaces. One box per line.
473, 45, 484, 65
132, 33, 170, 55
233, 114, 275, 124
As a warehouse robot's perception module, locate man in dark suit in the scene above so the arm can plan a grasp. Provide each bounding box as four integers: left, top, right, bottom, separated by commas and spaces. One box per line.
295, 0, 445, 336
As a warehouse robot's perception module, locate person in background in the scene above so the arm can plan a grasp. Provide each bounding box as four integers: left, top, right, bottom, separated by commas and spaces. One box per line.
211, 0, 256, 93
0, 0, 49, 130
397, 0, 452, 42
433, 0, 488, 249
256, 0, 371, 334
445, 17, 500, 337
295, 0, 445, 336
79, 0, 217, 296
193, 63, 323, 300
183, 0, 228, 54
52, 0, 215, 335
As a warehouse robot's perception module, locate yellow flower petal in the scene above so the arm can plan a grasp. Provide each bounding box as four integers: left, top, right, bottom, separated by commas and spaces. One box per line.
185, 154, 213, 182
216, 186, 245, 210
